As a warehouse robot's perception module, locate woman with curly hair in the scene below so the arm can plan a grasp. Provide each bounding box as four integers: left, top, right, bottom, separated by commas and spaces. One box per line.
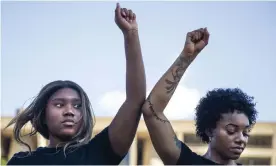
142, 28, 258, 165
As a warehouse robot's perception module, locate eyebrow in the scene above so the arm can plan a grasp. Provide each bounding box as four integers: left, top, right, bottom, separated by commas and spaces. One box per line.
51, 98, 81, 102
226, 123, 250, 128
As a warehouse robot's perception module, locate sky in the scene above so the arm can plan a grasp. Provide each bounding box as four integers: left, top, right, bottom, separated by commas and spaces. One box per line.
2, 1, 276, 122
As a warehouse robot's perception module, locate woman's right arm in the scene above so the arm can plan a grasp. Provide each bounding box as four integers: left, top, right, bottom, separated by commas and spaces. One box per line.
142, 28, 209, 165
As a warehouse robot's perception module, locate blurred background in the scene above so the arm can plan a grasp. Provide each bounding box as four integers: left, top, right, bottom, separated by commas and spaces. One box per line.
1, 1, 276, 165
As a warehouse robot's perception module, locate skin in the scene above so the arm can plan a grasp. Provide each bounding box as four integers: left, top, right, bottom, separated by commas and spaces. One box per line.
204, 111, 250, 165
46, 88, 83, 147
108, 3, 146, 156
142, 28, 210, 164
45, 3, 146, 157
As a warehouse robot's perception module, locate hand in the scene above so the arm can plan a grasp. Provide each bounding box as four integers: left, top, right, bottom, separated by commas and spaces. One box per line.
183, 28, 210, 59
115, 3, 138, 34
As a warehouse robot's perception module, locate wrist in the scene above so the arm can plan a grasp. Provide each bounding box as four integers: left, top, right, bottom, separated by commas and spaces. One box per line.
123, 29, 139, 37
180, 50, 194, 65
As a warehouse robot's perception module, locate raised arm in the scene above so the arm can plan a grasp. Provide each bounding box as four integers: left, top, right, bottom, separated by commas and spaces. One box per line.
142, 28, 210, 164
108, 3, 146, 156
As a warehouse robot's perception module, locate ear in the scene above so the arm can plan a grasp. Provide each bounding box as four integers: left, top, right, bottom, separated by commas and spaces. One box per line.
205, 128, 214, 138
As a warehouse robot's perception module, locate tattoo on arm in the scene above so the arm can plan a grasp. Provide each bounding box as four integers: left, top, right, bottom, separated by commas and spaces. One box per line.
146, 56, 192, 123
165, 56, 192, 94
147, 97, 170, 123
174, 134, 182, 149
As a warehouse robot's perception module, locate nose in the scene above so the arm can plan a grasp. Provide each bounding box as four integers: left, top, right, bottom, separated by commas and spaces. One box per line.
234, 132, 247, 145
63, 104, 75, 116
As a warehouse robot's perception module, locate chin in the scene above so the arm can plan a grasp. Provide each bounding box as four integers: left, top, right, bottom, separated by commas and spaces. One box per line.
229, 153, 242, 160
60, 130, 76, 139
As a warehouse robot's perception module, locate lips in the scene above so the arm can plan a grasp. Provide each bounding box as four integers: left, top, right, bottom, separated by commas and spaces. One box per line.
62, 119, 75, 126
230, 147, 244, 154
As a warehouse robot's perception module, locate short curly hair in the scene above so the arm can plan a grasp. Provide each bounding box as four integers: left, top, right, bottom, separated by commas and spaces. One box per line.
195, 88, 258, 143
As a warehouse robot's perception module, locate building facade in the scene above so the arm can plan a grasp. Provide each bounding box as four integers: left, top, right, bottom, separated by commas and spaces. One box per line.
2, 117, 276, 165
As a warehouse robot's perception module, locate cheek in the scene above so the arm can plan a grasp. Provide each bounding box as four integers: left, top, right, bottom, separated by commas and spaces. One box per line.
71, 110, 83, 127
76, 113, 84, 126
45, 106, 62, 124
216, 130, 234, 147
75, 110, 83, 119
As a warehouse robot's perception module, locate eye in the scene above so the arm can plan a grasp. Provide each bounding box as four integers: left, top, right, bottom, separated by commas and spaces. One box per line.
243, 132, 250, 137
73, 104, 81, 109
226, 126, 236, 135
243, 130, 251, 137
54, 103, 63, 108
227, 130, 235, 135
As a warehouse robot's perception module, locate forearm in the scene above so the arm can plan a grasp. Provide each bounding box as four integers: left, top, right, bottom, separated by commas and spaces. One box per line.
143, 112, 182, 165
144, 50, 192, 115
140, 51, 192, 164
124, 30, 146, 102
108, 30, 146, 156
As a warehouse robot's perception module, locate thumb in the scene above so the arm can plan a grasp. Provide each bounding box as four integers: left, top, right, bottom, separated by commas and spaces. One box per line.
185, 31, 194, 44
115, 3, 121, 17
203, 28, 210, 45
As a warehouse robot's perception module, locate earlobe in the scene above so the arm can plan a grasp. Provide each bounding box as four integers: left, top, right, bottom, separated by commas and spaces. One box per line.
205, 129, 213, 138
205, 129, 214, 143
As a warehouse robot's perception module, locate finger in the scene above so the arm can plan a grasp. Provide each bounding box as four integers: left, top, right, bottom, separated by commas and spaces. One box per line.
122, 8, 129, 21
186, 31, 195, 43
128, 10, 133, 21
195, 40, 206, 53
198, 28, 204, 40
190, 29, 199, 41
115, 3, 121, 16
124, 8, 129, 17
121, 8, 127, 17
133, 13, 136, 21
199, 28, 204, 34
195, 31, 200, 41
199, 28, 205, 40
203, 28, 210, 45
194, 28, 204, 42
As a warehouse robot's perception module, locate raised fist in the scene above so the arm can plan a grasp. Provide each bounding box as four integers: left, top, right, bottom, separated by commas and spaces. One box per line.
183, 28, 210, 59
115, 3, 138, 33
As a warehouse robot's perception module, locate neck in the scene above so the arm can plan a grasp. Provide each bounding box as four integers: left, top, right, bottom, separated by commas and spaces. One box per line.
203, 145, 236, 165
48, 135, 67, 148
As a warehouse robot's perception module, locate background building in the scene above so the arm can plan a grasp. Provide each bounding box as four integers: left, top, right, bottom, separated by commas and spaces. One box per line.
2, 117, 276, 165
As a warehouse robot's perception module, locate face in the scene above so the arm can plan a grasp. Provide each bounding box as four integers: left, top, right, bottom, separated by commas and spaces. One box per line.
209, 111, 251, 160
45, 88, 83, 142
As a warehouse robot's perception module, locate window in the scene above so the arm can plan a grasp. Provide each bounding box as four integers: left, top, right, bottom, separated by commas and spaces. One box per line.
137, 138, 145, 165
183, 134, 204, 146
247, 135, 272, 148
238, 157, 271, 165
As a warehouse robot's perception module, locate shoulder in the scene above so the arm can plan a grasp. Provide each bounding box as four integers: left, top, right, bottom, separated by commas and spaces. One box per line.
176, 141, 194, 164
83, 127, 125, 165
12, 151, 32, 158
176, 141, 217, 165
88, 127, 109, 146
7, 151, 32, 165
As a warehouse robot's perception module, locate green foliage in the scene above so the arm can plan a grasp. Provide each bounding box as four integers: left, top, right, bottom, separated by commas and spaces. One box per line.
1, 157, 8, 165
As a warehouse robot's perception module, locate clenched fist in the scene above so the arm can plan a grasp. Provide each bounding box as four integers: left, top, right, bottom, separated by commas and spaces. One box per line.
115, 3, 138, 33
183, 28, 210, 60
